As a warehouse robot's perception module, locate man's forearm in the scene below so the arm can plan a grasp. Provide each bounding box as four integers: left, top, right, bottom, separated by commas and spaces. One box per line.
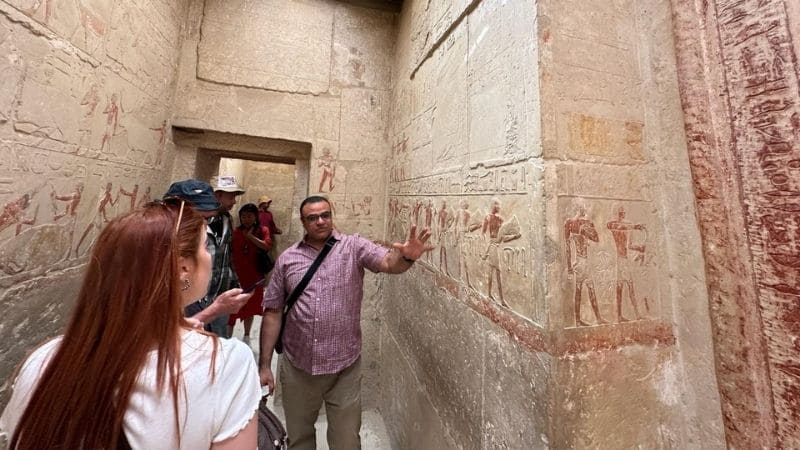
259, 310, 283, 369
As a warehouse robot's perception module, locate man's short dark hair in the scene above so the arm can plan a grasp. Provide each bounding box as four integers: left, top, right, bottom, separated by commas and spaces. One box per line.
299, 196, 330, 216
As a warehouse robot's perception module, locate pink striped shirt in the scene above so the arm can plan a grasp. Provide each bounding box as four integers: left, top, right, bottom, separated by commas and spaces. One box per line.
263, 230, 388, 375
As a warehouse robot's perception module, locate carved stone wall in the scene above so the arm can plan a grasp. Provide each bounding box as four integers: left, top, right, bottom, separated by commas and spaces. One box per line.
0, 0, 188, 409
384, 0, 726, 447
671, 0, 800, 447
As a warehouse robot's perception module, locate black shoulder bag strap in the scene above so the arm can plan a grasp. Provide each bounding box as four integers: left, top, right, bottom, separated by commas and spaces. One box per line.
275, 235, 338, 353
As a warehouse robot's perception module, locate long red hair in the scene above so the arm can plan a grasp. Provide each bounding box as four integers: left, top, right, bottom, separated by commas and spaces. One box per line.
10, 200, 207, 449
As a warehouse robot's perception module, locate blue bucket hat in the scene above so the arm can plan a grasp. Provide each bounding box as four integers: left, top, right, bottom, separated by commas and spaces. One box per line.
163, 179, 220, 212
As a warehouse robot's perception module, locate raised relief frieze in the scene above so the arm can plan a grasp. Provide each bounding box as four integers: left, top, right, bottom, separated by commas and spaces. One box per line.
560, 198, 659, 329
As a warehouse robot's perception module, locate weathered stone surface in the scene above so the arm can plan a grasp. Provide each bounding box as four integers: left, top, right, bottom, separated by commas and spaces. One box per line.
0, 0, 188, 413
382, 0, 725, 447
380, 325, 458, 449
198, 0, 334, 94
0, 268, 81, 406
339, 88, 389, 162
332, 5, 395, 90
671, 0, 800, 446
482, 333, 552, 449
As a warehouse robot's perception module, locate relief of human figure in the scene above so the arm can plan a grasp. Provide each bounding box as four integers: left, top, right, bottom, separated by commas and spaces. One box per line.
0, 193, 37, 236
424, 199, 435, 263
80, 84, 100, 118
52, 183, 84, 257
150, 120, 168, 166
455, 199, 480, 288
436, 200, 454, 275
481, 198, 521, 307
119, 184, 139, 212
317, 148, 336, 192
52, 183, 84, 222
565, 206, 607, 327
411, 199, 423, 228
99, 94, 124, 154
76, 182, 118, 256
607, 206, 647, 322
388, 198, 400, 237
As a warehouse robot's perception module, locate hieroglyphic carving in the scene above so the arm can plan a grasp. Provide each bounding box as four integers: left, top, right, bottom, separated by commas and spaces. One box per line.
559, 197, 658, 328
118, 184, 139, 213
149, 120, 167, 167
99, 93, 124, 154
75, 182, 117, 256
423, 199, 434, 263
436, 200, 454, 275
481, 198, 521, 307
715, 1, 800, 441
51, 182, 83, 257
0, 193, 37, 236
455, 199, 480, 288
52, 182, 83, 222
390, 163, 528, 196
607, 206, 648, 321
317, 147, 336, 193
350, 195, 372, 217
564, 206, 606, 326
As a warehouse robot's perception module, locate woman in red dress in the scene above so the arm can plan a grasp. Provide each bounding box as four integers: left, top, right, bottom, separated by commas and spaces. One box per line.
229, 203, 272, 344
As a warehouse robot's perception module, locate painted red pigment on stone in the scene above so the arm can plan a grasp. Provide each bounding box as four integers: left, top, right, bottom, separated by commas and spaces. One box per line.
671, 0, 800, 446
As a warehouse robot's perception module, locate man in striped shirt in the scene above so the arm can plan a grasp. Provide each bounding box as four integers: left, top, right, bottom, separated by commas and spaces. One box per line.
259, 195, 432, 450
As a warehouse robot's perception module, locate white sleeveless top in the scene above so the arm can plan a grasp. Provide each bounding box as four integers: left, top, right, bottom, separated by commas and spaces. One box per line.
0, 331, 260, 449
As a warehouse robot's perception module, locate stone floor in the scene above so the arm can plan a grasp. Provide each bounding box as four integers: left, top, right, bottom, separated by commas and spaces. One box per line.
231, 316, 391, 450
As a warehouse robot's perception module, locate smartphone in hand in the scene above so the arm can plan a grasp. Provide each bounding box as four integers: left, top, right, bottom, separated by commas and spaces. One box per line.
242, 278, 266, 294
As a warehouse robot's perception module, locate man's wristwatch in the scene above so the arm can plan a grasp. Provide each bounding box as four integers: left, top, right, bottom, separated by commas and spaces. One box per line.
402, 256, 416, 264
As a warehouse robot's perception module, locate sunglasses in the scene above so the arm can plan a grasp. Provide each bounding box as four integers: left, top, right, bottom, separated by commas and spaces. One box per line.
146, 197, 187, 233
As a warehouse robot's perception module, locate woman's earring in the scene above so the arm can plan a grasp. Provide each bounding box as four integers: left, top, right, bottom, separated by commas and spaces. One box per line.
181, 279, 191, 291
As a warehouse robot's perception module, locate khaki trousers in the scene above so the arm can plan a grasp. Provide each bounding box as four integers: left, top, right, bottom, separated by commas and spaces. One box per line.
280, 356, 362, 450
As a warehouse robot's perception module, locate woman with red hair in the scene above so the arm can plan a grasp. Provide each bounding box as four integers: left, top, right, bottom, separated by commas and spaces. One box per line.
0, 200, 260, 449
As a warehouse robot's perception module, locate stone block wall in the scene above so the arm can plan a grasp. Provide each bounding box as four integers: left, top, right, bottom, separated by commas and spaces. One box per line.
382, 0, 726, 447
0, 0, 188, 409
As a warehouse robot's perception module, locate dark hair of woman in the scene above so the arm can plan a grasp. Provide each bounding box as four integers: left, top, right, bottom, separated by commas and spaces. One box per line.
238, 203, 261, 227
9, 200, 210, 449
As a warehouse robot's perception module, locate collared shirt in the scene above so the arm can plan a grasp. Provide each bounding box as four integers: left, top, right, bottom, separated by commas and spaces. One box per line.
263, 230, 388, 375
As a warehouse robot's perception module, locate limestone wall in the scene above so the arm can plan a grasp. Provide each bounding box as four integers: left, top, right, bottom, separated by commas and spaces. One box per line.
671, 0, 800, 447
384, 0, 725, 447
384, 0, 546, 447
0, 0, 188, 408
172, 0, 395, 408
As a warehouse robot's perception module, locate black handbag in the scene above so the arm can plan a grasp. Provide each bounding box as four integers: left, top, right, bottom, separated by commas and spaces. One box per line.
254, 226, 275, 274
258, 395, 287, 449
275, 235, 338, 354
256, 249, 274, 274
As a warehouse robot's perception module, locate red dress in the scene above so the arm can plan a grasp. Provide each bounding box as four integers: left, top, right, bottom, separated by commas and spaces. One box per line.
229, 225, 271, 323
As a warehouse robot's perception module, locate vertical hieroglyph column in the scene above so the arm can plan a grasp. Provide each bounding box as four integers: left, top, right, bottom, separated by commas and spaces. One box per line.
539, 0, 724, 446
671, 0, 800, 446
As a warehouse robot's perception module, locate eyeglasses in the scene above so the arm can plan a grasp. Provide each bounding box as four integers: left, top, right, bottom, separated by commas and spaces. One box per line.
302, 211, 332, 223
